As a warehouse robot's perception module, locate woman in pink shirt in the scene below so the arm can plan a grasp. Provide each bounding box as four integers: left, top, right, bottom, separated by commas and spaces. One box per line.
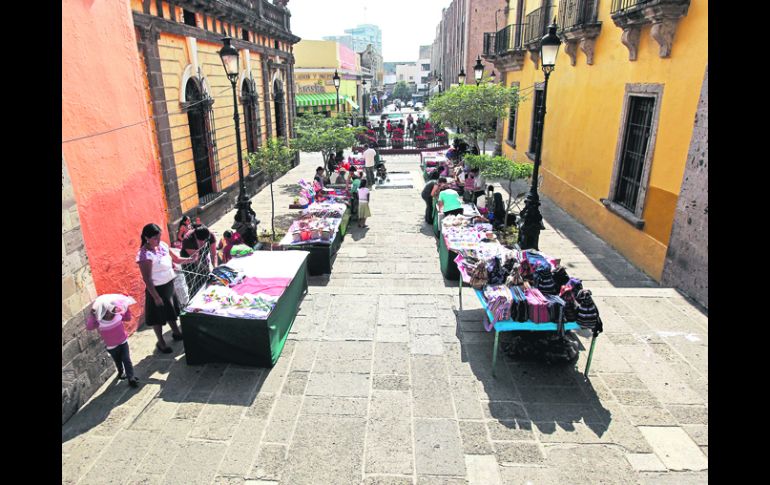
86, 294, 139, 387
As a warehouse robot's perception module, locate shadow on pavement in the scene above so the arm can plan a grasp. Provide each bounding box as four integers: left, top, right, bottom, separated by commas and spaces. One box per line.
453, 308, 611, 440
62, 327, 279, 444
349, 226, 370, 241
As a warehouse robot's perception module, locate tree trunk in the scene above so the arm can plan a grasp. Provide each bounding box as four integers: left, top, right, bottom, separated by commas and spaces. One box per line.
270, 179, 275, 243
507, 177, 514, 216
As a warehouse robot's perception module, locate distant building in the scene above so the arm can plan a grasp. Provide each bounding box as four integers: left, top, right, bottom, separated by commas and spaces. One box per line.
294, 40, 365, 116
324, 24, 382, 56
417, 45, 432, 97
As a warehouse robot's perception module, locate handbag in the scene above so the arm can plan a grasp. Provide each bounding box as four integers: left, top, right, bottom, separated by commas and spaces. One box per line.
575, 289, 600, 330
468, 260, 489, 290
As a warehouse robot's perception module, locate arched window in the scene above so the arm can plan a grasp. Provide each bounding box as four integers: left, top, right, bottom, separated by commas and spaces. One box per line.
185, 78, 216, 200
241, 79, 261, 162
273, 79, 286, 138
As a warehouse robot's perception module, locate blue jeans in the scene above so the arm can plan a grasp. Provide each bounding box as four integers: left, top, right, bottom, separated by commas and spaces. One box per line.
106, 342, 135, 379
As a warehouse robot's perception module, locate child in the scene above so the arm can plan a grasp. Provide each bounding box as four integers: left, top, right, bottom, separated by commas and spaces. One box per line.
86, 294, 139, 388
217, 230, 242, 264
357, 179, 372, 228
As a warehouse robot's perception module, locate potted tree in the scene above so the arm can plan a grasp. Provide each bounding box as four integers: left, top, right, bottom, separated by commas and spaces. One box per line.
464, 153, 533, 226
247, 138, 297, 246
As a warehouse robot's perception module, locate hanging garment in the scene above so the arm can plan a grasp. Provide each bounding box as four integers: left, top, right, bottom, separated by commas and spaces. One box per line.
483, 285, 513, 327
524, 288, 551, 323
509, 285, 529, 322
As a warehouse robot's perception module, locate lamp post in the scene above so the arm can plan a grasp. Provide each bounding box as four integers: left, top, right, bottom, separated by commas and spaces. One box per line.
473, 56, 484, 85
458, 68, 466, 85
518, 23, 560, 251
361, 78, 368, 121
437, 75, 442, 93
333, 69, 341, 113
218, 38, 259, 247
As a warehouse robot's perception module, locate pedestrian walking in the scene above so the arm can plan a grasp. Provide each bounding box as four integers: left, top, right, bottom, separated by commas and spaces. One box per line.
357, 179, 372, 227
86, 293, 139, 387
363, 144, 377, 187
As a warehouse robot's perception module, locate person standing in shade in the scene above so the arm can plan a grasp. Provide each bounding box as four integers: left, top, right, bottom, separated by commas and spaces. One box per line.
363, 144, 377, 187
421, 170, 441, 224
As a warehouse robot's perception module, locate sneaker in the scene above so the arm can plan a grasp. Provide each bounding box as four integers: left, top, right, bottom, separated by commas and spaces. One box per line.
128, 378, 139, 388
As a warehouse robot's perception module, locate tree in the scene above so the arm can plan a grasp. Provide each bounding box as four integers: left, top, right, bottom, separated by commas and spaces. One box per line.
247, 138, 297, 241
427, 83, 520, 153
293, 114, 364, 173
464, 154, 533, 219
391, 81, 412, 102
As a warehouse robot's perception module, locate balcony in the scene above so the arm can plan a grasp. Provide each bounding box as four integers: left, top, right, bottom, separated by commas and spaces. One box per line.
482, 24, 527, 72
522, 6, 550, 68
609, 0, 691, 60
557, 0, 602, 65
181, 0, 297, 41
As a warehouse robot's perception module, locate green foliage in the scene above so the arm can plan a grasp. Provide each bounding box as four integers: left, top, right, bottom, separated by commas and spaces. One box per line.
464, 154, 534, 217
464, 154, 533, 181
247, 137, 296, 181
293, 114, 363, 162
427, 83, 521, 150
391, 81, 412, 102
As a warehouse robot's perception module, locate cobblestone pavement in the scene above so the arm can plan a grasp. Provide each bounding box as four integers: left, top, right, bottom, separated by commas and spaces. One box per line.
63, 152, 708, 485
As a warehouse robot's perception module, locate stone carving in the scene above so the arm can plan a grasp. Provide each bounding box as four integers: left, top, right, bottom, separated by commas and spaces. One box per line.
580, 37, 597, 65
564, 40, 578, 66
621, 27, 642, 61
650, 19, 679, 58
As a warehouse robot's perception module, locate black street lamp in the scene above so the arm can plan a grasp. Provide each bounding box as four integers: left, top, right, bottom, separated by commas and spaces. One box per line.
361, 78, 367, 120
333, 69, 341, 113
437, 75, 443, 93
518, 23, 560, 251
219, 37, 259, 247
458, 67, 466, 85
473, 56, 484, 85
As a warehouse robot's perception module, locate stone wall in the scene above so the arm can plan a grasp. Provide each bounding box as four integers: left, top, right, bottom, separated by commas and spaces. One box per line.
62, 156, 112, 424
661, 66, 708, 309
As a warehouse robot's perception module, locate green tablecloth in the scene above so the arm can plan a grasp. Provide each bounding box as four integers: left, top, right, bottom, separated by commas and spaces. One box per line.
432, 198, 441, 238
179, 258, 309, 367
283, 207, 350, 275
438, 233, 461, 281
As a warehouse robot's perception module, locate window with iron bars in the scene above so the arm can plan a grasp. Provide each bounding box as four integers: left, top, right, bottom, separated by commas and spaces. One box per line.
613, 95, 655, 213
528, 87, 544, 157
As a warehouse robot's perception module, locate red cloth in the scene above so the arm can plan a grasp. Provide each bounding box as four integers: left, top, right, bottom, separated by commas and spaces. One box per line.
230, 277, 293, 297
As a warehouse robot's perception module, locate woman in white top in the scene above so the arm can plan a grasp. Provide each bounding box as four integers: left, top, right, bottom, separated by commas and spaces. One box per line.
357, 179, 372, 228
136, 223, 198, 353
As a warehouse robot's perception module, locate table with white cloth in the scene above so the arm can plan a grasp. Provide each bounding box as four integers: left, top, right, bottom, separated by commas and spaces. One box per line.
179, 250, 309, 367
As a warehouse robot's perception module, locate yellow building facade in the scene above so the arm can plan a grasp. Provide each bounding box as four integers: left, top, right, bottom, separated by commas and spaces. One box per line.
488, 0, 706, 281
294, 40, 365, 116
131, 0, 300, 223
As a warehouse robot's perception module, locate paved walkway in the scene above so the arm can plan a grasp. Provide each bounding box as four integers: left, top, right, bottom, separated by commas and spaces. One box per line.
63, 152, 708, 485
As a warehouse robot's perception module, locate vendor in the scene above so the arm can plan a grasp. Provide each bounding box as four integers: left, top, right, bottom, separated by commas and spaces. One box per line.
334, 169, 347, 185
433, 177, 464, 217
181, 225, 218, 297
314, 167, 326, 190
349, 171, 361, 218
421, 171, 441, 224
471, 168, 486, 206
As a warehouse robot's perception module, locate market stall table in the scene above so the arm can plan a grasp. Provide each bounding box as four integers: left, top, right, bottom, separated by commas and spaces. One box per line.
280, 201, 350, 275
180, 250, 309, 367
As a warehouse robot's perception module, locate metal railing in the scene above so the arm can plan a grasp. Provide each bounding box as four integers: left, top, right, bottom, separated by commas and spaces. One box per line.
558, 0, 600, 31
523, 7, 549, 46
356, 128, 449, 152
483, 23, 527, 57
611, 0, 656, 14
262, 1, 287, 28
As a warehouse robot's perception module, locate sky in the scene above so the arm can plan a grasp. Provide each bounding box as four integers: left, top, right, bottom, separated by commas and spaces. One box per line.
288, 0, 452, 62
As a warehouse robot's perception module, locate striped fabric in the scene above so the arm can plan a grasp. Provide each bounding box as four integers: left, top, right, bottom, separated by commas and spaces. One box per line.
524, 288, 551, 324
295, 93, 340, 108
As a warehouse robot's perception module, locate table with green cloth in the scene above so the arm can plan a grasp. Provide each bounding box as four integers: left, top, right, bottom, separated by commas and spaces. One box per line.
180, 251, 309, 367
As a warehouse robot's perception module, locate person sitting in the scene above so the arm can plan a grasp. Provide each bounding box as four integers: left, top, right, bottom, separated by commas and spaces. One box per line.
334, 169, 347, 185
313, 166, 326, 190
217, 230, 242, 264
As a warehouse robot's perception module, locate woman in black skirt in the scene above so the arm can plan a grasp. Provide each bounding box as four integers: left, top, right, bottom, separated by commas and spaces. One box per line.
136, 223, 199, 353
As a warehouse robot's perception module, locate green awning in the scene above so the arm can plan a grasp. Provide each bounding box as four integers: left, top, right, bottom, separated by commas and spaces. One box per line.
295, 93, 340, 107
344, 96, 359, 110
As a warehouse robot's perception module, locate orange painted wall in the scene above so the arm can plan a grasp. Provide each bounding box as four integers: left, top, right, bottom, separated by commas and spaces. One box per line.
63, 0, 168, 333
